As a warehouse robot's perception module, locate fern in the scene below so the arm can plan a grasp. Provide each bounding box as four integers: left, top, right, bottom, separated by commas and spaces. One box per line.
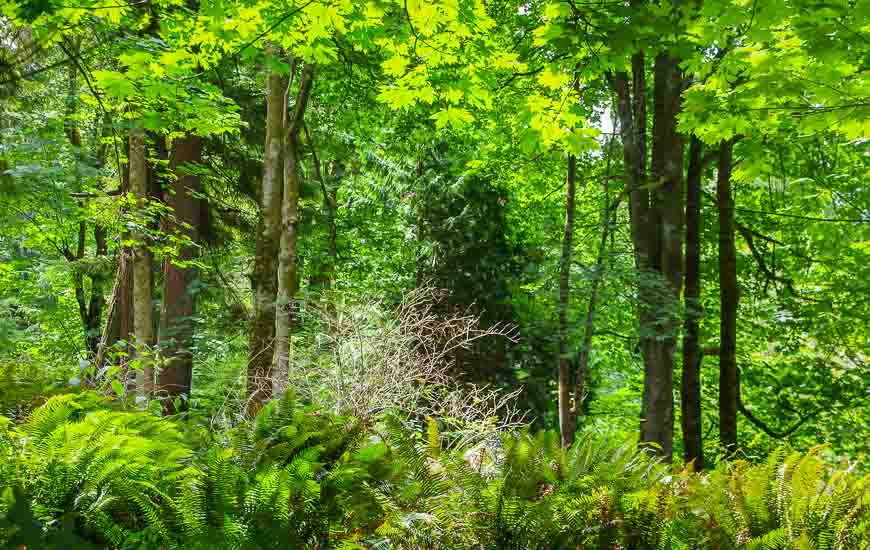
2, 392, 868, 549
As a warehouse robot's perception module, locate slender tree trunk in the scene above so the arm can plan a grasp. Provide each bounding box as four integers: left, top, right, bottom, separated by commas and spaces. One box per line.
273, 63, 315, 395
85, 117, 110, 360
575, 178, 614, 423
247, 46, 287, 412
718, 138, 739, 454
158, 133, 202, 413
96, 134, 135, 386
63, 40, 106, 360
129, 127, 154, 395
558, 154, 578, 447
95, 248, 132, 374
322, 164, 339, 284
306, 126, 340, 290
682, 136, 704, 468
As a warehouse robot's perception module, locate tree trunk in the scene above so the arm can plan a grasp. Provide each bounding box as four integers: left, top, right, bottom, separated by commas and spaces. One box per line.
575, 177, 615, 424
681, 136, 704, 469
247, 46, 287, 412
306, 126, 340, 290
614, 46, 685, 459
640, 53, 684, 460
717, 138, 739, 454
273, 63, 315, 395
158, 133, 202, 413
96, 134, 134, 387
129, 126, 154, 396
558, 154, 577, 448
95, 248, 132, 377
63, 42, 105, 361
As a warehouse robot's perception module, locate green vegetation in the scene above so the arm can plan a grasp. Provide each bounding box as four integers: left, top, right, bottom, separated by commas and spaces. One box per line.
1, 392, 868, 548
0, 0, 868, 546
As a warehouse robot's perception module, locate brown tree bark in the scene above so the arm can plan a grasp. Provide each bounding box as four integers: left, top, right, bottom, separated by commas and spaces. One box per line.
129, 127, 155, 396
681, 136, 704, 468
247, 46, 288, 412
273, 63, 315, 395
637, 53, 684, 460
612, 45, 685, 460
95, 248, 132, 375
717, 138, 739, 454
158, 133, 202, 413
558, 154, 577, 447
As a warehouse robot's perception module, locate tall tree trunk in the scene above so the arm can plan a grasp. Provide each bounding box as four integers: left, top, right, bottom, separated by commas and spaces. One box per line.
85, 117, 110, 360
62, 39, 106, 360
682, 136, 704, 468
614, 45, 685, 459
273, 63, 315, 395
717, 138, 739, 454
558, 154, 577, 448
158, 133, 202, 413
129, 126, 154, 396
575, 178, 615, 423
640, 53, 684, 460
247, 46, 287, 412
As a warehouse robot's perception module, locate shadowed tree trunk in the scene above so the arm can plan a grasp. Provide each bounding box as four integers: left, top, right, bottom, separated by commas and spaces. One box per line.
558, 154, 577, 447
273, 63, 315, 395
306, 126, 341, 290
62, 43, 107, 361
575, 175, 616, 428
612, 40, 684, 460
247, 45, 287, 412
718, 138, 739, 454
129, 126, 154, 395
682, 136, 704, 468
158, 133, 202, 413
639, 52, 684, 460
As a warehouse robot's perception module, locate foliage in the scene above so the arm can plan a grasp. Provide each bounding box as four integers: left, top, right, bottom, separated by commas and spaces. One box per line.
1, 393, 868, 548
0, 0, 868, 545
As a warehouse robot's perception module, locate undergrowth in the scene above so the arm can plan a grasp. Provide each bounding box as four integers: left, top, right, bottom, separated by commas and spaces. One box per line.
0, 392, 867, 549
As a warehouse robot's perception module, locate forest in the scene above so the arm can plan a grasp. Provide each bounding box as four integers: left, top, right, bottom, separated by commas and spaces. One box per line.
0, 0, 868, 547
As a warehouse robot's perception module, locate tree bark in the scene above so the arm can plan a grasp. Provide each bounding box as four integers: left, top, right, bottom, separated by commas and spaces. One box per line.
681, 136, 704, 468
273, 63, 315, 395
129, 126, 154, 396
575, 178, 616, 424
247, 46, 288, 412
95, 248, 132, 376
62, 44, 106, 361
158, 133, 202, 413
717, 138, 739, 454
558, 154, 577, 448
635, 53, 683, 460
613, 45, 685, 460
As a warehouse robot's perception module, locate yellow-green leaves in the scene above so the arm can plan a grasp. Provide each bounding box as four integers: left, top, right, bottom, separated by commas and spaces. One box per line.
538, 67, 570, 91
431, 106, 474, 130
92, 70, 136, 101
